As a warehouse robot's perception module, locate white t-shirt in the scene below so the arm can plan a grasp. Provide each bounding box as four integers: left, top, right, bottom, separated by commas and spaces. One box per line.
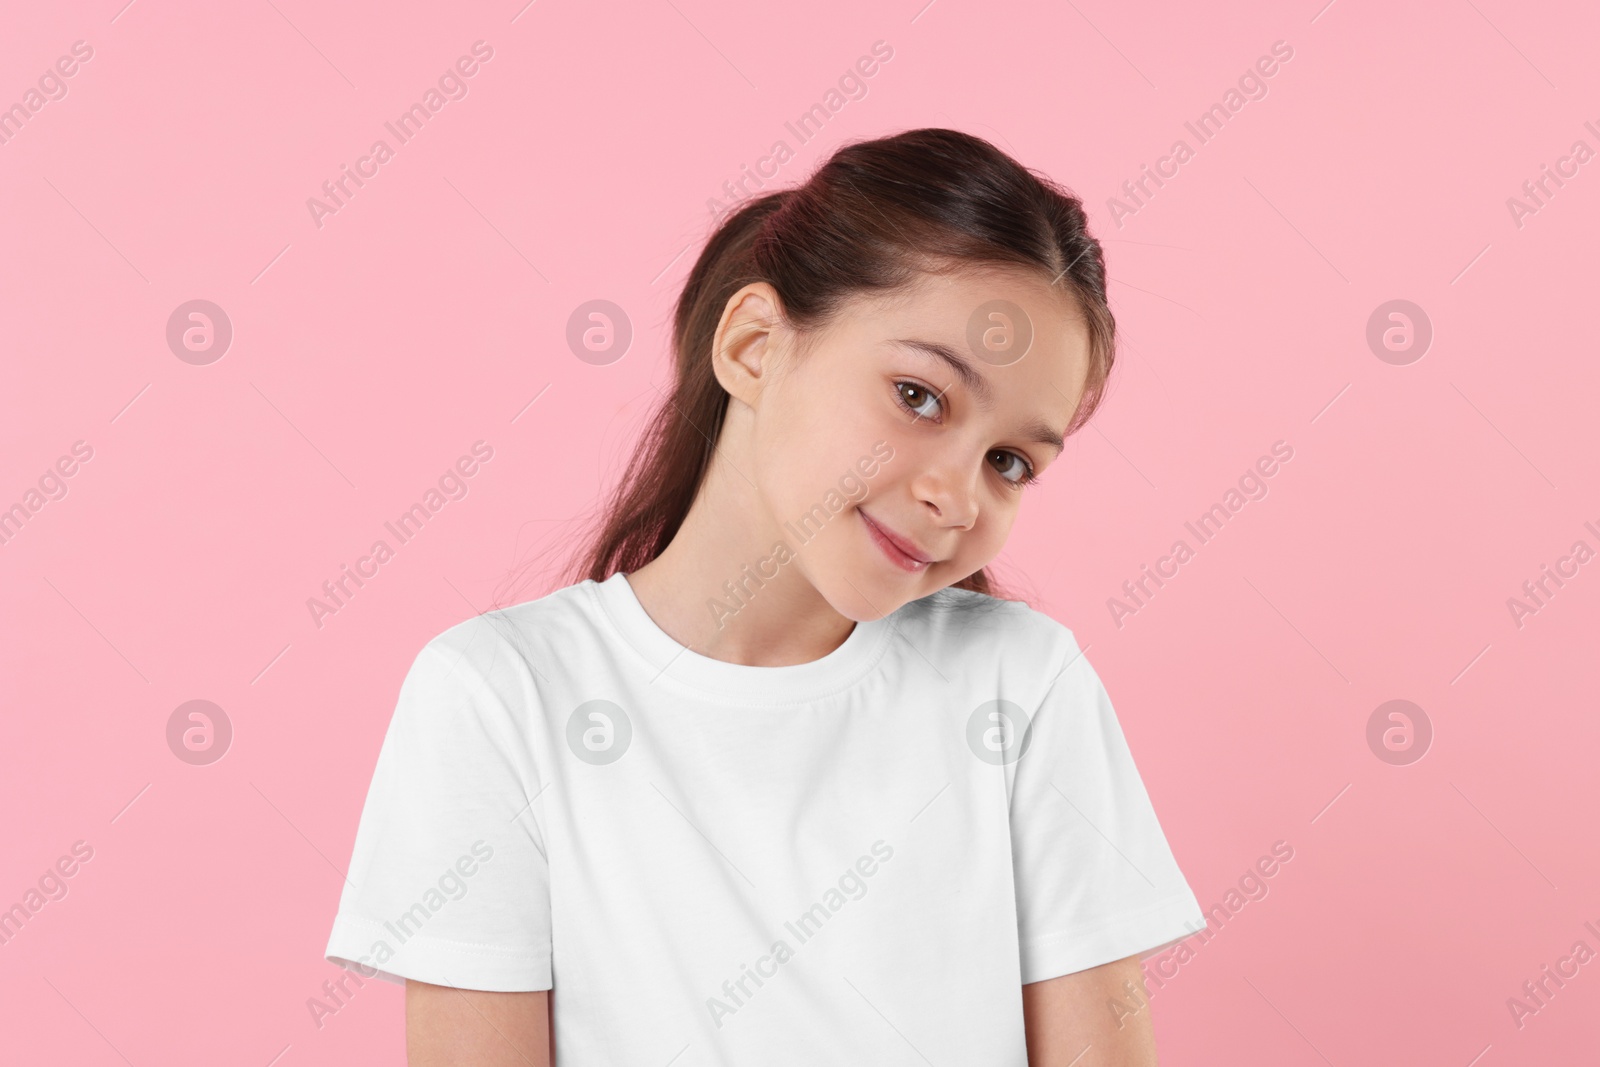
325, 572, 1204, 1064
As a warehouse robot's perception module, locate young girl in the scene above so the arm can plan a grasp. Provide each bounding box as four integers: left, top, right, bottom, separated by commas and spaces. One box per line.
325, 127, 1204, 1066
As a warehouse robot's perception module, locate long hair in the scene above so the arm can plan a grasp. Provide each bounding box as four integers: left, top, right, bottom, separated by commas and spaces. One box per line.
550, 128, 1118, 601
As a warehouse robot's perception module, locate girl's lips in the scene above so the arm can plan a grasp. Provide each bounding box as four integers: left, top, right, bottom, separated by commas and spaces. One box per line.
859, 508, 932, 573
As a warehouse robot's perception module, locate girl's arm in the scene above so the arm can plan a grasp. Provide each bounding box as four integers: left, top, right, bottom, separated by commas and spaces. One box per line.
1022, 953, 1158, 1066
406, 981, 552, 1066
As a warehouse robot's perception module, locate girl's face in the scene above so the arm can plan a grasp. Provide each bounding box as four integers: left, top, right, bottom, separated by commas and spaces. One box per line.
738, 266, 1093, 621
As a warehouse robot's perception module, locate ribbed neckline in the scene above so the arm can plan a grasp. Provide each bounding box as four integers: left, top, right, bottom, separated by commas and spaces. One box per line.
585, 571, 895, 706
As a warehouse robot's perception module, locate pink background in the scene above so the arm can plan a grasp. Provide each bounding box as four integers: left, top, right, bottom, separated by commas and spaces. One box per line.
3, 0, 1597, 1062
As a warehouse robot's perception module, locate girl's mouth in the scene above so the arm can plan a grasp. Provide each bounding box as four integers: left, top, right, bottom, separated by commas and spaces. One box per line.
858, 508, 933, 573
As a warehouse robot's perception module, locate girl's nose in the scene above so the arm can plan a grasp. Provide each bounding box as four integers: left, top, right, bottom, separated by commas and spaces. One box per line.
912, 457, 980, 531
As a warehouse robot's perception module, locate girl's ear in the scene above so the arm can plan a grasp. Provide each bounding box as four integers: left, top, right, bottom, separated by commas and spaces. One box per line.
710, 283, 786, 408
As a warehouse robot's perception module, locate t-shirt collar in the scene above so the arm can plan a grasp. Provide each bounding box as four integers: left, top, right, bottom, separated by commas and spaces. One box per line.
587, 570, 894, 706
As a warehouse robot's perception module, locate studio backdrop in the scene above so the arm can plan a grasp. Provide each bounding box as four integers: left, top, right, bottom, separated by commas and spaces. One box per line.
2, 0, 1596, 1063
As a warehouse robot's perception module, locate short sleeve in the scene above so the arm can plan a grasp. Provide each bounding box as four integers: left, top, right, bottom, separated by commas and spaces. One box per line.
1007, 633, 1205, 984
324, 623, 553, 992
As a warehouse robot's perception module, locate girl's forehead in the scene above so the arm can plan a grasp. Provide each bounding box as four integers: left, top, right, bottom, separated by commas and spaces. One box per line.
836, 279, 1088, 369
847, 267, 1079, 326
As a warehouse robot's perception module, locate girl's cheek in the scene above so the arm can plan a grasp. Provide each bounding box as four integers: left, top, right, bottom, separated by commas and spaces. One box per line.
984, 510, 1020, 552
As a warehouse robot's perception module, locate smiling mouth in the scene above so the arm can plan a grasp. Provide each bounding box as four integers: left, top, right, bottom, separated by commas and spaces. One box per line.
858, 508, 934, 573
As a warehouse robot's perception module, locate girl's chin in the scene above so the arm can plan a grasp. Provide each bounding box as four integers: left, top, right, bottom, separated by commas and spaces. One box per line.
820, 567, 928, 622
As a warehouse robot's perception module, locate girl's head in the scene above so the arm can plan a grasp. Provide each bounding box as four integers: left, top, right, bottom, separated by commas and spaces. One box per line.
571, 127, 1116, 620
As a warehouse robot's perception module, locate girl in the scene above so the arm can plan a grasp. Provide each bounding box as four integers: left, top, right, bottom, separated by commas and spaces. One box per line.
325, 127, 1205, 1065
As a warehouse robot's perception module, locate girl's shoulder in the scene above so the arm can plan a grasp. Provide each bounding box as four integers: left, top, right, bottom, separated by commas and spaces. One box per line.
402, 578, 601, 687
899, 584, 1084, 671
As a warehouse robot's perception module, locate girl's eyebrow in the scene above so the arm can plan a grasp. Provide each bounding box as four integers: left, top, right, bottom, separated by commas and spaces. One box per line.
884, 338, 991, 404
1021, 418, 1066, 456
884, 338, 1065, 456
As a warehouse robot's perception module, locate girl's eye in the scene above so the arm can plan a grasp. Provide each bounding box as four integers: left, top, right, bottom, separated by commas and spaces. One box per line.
895, 380, 1040, 489
988, 449, 1037, 488
894, 380, 942, 420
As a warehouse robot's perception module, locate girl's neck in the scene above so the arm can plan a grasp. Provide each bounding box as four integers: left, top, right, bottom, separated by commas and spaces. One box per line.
623, 458, 859, 669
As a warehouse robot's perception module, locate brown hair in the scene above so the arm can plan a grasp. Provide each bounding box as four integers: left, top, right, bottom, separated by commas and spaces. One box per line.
557, 127, 1116, 600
